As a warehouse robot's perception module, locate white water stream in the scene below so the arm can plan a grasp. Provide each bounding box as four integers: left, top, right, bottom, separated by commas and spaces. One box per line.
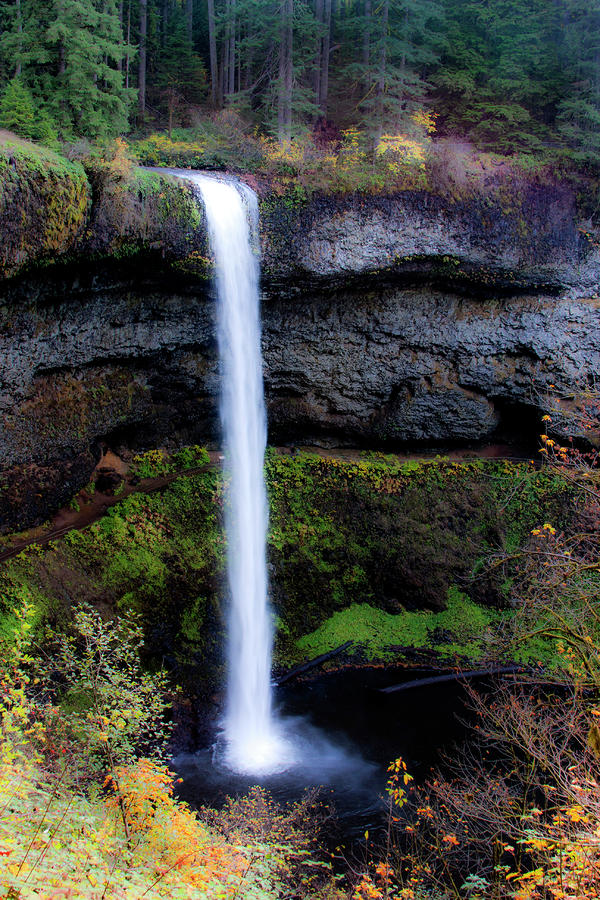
181, 173, 289, 774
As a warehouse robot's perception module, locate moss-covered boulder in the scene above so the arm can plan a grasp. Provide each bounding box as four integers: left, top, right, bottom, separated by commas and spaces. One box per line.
0, 134, 90, 278
0, 135, 211, 281
82, 154, 209, 269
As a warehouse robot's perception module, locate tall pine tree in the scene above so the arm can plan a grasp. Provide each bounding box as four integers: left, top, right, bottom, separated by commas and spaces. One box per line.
0, 0, 132, 138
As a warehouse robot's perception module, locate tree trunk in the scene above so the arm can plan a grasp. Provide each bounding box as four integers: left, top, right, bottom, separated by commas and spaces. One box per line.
218, 47, 225, 105
222, 0, 231, 97
161, 0, 169, 47
319, 0, 331, 115
223, 0, 229, 96
373, 0, 388, 149
399, 4, 408, 115
15, 0, 22, 77
362, 0, 371, 70
244, 22, 253, 90
237, 18, 241, 93
125, 0, 131, 89
186, 0, 193, 44
117, 0, 124, 70
207, 0, 218, 106
380, 667, 526, 695
313, 0, 323, 107
278, 0, 293, 143
138, 0, 147, 121
228, 0, 236, 96
285, 0, 293, 137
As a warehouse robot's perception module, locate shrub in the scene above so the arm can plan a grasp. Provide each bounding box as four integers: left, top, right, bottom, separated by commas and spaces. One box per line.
130, 445, 210, 479
35, 606, 172, 781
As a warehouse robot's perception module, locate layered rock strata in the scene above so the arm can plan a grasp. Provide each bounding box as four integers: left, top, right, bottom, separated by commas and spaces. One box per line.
1, 170, 599, 531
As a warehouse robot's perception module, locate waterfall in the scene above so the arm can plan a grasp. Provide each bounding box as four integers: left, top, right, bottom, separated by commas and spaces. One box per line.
181, 173, 288, 774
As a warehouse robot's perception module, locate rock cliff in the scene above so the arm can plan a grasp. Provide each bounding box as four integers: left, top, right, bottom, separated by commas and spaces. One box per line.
260, 186, 597, 295
1, 155, 599, 532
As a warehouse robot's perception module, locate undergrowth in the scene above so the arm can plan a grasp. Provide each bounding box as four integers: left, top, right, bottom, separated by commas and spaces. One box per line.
128, 118, 597, 215
0, 604, 337, 899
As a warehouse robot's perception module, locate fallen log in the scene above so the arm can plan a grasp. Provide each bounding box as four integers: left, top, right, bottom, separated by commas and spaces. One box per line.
276, 641, 355, 686
380, 665, 525, 694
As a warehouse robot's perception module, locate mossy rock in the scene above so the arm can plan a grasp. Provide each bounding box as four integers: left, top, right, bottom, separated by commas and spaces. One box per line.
294, 588, 501, 664
83, 164, 208, 262
266, 452, 571, 661
0, 134, 90, 277
0, 136, 210, 281
0, 449, 573, 691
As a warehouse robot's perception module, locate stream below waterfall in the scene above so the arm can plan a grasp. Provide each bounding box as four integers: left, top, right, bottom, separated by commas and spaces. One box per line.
174, 666, 473, 848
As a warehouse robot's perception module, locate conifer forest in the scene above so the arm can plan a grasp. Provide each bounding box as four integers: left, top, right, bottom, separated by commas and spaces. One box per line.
0, 0, 598, 162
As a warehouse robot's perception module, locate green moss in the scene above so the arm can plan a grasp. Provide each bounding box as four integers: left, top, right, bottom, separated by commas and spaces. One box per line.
296, 588, 500, 662
0, 468, 225, 692
172, 445, 210, 470
179, 596, 206, 645
171, 250, 212, 278
0, 449, 575, 686
0, 138, 90, 277
266, 452, 570, 652
512, 631, 560, 667
133, 168, 203, 231
129, 448, 173, 479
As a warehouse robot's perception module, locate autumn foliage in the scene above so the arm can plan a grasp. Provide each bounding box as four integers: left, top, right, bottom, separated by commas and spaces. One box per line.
356, 391, 600, 900
0, 603, 336, 899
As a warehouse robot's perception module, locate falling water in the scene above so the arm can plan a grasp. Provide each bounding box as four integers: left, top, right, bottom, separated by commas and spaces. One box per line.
181, 173, 288, 774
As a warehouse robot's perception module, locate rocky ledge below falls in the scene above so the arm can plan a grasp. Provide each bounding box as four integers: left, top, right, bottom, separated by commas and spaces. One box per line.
0, 142, 599, 532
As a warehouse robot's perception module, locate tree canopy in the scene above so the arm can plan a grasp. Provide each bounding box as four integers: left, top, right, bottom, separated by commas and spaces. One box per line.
0, 0, 597, 165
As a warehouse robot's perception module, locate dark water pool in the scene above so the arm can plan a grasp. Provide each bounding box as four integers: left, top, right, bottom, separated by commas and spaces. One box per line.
173, 665, 472, 845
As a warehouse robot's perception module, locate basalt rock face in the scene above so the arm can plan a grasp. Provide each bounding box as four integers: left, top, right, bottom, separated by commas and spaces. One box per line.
1, 184, 599, 532
0, 266, 217, 532
263, 286, 600, 445
259, 186, 599, 296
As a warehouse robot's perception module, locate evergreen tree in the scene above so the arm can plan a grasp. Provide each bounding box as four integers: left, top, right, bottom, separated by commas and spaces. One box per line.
201, 0, 318, 139
342, 0, 443, 146
0, 0, 131, 138
0, 0, 597, 164
435, 0, 564, 153
0, 77, 35, 135
151, 3, 206, 133
49, 0, 131, 137
0, 78, 58, 142
556, 0, 600, 164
